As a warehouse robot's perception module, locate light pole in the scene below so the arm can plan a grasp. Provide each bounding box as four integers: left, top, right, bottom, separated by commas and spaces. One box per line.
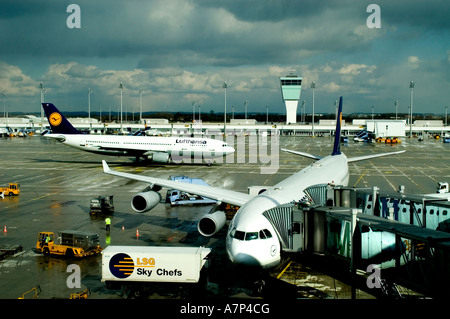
301, 100, 305, 123
395, 100, 398, 120
1, 93, 5, 120
445, 107, 447, 126
244, 100, 248, 120
311, 81, 315, 137
409, 81, 414, 138
139, 88, 143, 123
88, 88, 92, 121
119, 82, 123, 133
39, 82, 45, 131
223, 82, 227, 136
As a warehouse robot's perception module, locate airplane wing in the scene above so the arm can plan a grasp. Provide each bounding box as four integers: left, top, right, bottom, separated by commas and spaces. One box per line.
102, 160, 253, 206
281, 148, 323, 160
347, 150, 405, 163
282, 148, 405, 163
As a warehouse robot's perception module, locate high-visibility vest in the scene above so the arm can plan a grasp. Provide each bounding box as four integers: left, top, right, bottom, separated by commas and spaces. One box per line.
105, 218, 111, 225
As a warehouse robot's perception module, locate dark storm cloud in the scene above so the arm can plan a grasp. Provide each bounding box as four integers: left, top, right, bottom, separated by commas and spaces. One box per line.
0, 0, 370, 65
378, 0, 450, 30
1, 0, 449, 114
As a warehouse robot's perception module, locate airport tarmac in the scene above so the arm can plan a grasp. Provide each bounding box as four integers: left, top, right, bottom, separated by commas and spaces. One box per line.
0, 134, 449, 299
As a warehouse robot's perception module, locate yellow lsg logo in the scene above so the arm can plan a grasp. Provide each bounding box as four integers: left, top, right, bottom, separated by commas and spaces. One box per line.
49, 112, 62, 126
136, 257, 155, 266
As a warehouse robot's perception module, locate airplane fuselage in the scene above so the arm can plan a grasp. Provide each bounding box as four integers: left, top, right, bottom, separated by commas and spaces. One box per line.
226, 153, 349, 268
46, 134, 235, 162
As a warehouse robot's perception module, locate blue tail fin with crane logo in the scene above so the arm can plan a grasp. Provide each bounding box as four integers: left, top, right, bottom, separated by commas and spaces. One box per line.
331, 96, 343, 156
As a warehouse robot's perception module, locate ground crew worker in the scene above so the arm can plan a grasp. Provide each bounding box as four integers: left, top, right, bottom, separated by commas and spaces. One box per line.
105, 217, 111, 232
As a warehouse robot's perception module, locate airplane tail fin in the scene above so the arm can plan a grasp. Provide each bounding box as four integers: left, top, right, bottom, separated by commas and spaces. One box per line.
42, 103, 81, 134
331, 96, 343, 156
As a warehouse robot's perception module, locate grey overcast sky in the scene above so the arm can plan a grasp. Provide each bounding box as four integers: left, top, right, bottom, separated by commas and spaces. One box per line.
1, 0, 449, 116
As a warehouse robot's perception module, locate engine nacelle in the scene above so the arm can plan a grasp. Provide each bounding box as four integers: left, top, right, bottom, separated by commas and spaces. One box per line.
152, 152, 170, 163
131, 191, 162, 213
198, 211, 226, 237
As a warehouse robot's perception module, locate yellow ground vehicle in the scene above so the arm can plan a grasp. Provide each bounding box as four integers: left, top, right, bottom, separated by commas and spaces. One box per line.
36, 230, 102, 257
0, 183, 20, 196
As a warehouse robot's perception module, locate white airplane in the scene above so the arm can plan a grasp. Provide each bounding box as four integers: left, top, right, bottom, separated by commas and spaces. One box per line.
42, 103, 235, 164
102, 97, 406, 268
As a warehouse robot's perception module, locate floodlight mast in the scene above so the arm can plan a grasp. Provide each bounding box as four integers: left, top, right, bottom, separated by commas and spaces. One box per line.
409, 81, 414, 138
223, 82, 227, 136
119, 82, 123, 132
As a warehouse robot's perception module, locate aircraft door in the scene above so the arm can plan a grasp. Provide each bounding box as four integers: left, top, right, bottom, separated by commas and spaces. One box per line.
290, 209, 304, 252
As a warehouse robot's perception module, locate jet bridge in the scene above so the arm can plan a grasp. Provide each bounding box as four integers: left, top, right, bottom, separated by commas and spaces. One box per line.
262, 183, 450, 298
323, 208, 450, 298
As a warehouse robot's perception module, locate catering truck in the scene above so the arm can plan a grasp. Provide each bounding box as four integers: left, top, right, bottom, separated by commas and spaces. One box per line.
101, 246, 212, 289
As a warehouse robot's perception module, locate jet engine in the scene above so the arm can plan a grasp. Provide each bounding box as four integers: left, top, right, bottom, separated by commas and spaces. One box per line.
198, 210, 227, 237
152, 152, 170, 163
131, 191, 162, 213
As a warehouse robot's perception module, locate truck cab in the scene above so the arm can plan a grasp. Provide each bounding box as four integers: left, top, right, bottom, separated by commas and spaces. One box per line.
437, 182, 449, 194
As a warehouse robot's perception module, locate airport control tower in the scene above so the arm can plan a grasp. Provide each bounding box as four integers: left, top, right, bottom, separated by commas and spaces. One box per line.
280, 73, 302, 124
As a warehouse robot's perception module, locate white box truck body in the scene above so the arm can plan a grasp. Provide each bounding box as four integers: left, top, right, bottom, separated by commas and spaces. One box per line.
101, 246, 211, 284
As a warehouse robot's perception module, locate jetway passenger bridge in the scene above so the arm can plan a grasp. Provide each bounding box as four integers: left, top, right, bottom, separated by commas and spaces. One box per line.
263, 184, 450, 298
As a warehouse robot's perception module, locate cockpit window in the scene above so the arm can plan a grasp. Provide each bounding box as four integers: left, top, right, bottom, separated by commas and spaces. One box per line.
245, 232, 258, 241
234, 230, 245, 241
231, 229, 273, 241
262, 229, 272, 238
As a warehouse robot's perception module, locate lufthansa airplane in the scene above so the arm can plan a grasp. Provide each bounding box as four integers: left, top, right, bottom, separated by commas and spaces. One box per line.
102, 97, 405, 268
42, 103, 235, 164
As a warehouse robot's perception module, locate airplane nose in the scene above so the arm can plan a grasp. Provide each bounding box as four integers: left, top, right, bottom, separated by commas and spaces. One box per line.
226, 147, 235, 154
228, 244, 262, 267
233, 253, 261, 267
226, 237, 279, 268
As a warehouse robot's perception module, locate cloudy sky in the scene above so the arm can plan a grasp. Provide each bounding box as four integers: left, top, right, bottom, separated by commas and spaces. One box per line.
1, 0, 449, 117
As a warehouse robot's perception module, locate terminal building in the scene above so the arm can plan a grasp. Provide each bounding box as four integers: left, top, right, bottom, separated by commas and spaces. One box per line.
280, 73, 302, 124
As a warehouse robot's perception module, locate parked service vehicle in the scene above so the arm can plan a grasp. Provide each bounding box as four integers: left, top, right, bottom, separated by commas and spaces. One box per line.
90, 195, 114, 214
0, 183, 20, 196
165, 176, 216, 206
101, 246, 211, 288
36, 230, 102, 257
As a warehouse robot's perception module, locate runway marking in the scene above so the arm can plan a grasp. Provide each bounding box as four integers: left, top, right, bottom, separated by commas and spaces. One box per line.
277, 260, 293, 279
353, 169, 368, 187
370, 162, 396, 190
1, 190, 64, 209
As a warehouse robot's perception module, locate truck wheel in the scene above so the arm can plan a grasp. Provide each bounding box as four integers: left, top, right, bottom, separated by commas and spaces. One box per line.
8, 192, 13, 196
43, 248, 50, 255
65, 249, 74, 257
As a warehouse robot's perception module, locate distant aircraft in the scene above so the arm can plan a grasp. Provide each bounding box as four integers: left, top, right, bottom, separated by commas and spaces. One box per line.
102, 97, 406, 268
42, 103, 235, 164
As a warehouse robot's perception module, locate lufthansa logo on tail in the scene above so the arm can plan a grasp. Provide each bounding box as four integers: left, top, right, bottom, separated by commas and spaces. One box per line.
49, 112, 62, 126
109, 253, 135, 279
